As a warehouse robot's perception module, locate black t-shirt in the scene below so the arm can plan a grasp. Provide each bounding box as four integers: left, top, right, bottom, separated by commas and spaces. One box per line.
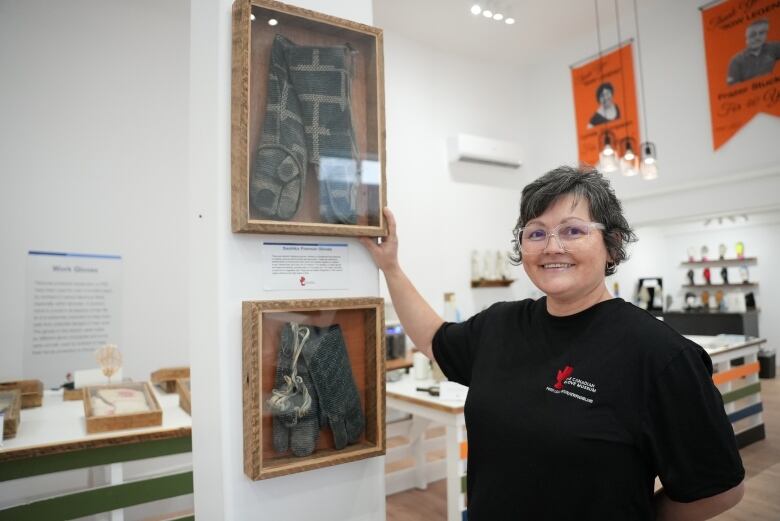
432, 297, 744, 520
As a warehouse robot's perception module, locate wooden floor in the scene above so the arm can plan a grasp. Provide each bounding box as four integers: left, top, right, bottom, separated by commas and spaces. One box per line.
386, 377, 780, 521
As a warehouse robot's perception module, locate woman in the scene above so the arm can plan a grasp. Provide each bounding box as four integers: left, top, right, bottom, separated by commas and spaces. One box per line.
588, 82, 620, 127
360, 166, 744, 520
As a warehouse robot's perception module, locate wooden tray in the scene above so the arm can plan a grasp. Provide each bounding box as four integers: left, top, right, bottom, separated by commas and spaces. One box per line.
83, 382, 163, 434
177, 379, 191, 415
0, 380, 43, 409
0, 389, 22, 439
151, 367, 191, 393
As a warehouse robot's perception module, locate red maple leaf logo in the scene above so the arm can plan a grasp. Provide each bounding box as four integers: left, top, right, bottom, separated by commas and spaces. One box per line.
299, 276, 306, 286
554, 365, 573, 390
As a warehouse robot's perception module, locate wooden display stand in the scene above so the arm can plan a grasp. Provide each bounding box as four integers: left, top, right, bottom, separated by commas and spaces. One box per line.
83, 382, 163, 434
0, 380, 43, 408
151, 367, 191, 393
242, 297, 386, 480
0, 389, 22, 439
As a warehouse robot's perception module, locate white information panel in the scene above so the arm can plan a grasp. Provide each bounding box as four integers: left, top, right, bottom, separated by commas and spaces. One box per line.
261, 241, 349, 291
24, 251, 122, 388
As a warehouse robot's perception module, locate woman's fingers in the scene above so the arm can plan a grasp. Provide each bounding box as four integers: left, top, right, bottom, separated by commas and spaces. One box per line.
383, 207, 397, 239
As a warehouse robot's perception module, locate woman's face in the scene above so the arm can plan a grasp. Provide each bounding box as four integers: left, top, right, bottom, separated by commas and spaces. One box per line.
599, 88, 614, 108
522, 194, 610, 304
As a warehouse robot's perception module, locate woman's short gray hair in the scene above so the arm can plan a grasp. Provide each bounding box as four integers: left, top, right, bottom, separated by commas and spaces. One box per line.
510, 165, 637, 276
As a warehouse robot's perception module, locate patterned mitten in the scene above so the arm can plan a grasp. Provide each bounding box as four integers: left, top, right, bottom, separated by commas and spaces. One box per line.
302, 325, 365, 450
250, 35, 308, 221
268, 322, 321, 457
284, 39, 361, 224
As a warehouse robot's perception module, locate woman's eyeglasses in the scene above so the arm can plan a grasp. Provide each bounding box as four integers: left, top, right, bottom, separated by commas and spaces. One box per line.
518, 220, 605, 254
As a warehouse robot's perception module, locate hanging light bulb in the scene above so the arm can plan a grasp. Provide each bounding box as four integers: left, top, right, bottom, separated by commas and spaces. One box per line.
619, 137, 639, 176
598, 131, 619, 173
640, 142, 658, 180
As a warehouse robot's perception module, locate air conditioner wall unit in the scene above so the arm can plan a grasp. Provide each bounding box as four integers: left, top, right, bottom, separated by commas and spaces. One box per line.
447, 133, 523, 169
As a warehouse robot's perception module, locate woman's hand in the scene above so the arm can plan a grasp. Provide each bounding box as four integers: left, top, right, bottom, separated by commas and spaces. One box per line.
359, 207, 400, 274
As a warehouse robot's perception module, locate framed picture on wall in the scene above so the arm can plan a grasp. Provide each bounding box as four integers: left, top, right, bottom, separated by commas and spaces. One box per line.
242, 297, 386, 480
231, 0, 387, 237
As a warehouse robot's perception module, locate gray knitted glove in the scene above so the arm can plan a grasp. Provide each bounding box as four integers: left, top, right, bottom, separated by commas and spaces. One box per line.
302, 325, 365, 450
269, 323, 320, 457
250, 35, 308, 221
284, 40, 360, 225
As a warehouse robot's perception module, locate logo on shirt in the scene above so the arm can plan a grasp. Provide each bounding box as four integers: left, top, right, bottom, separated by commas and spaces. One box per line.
546, 366, 597, 404
554, 365, 573, 390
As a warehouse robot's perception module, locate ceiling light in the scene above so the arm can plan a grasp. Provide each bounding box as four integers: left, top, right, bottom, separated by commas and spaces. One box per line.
640, 142, 658, 180
471, 4, 482, 15
599, 131, 619, 173
493, 13, 504, 21
483, 10, 493, 18
505, 17, 515, 24
268, 18, 278, 26
250, 13, 256, 21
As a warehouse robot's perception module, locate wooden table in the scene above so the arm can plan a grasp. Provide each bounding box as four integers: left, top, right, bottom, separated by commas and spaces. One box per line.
0, 387, 193, 521
386, 376, 466, 521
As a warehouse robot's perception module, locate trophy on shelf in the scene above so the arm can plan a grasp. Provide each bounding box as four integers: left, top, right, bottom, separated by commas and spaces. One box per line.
701, 290, 711, 309
686, 269, 695, 286
735, 241, 745, 259
701, 245, 709, 262
715, 290, 725, 311
470, 250, 481, 282
718, 243, 727, 260
687, 246, 697, 262
720, 267, 729, 285
739, 265, 750, 284
703, 267, 712, 285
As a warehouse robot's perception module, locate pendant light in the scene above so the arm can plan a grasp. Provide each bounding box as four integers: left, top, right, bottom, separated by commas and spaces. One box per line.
619, 137, 639, 176
632, 0, 658, 180
599, 130, 619, 173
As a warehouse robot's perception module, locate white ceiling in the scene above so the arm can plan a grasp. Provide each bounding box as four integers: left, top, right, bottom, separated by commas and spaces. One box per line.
373, 0, 612, 67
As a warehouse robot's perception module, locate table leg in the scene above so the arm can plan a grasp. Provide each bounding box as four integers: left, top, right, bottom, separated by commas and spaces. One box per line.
408, 417, 432, 490
109, 462, 124, 521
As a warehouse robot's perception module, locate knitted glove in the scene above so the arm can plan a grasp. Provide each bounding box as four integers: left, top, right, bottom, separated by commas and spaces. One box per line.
302, 325, 364, 450
250, 35, 308, 221
268, 323, 320, 457
284, 39, 360, 224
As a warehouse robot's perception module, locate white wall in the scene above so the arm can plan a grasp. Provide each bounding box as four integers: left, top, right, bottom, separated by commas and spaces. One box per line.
0, 0, 190, 382
520, 0, 780, 209
381, 30, 537, 320
188, 0, 387, 519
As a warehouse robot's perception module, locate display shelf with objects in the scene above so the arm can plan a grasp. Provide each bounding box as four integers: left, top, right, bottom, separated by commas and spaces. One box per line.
680, 257, 757, 268
682, 283, 758, 289
0, 387, 192, 520
83, 382, 163, 434
470, 278, 516, 288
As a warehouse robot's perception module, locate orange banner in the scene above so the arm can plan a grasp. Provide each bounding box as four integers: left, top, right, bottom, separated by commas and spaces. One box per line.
571, 43, 640, 167
702, 0, 780, 150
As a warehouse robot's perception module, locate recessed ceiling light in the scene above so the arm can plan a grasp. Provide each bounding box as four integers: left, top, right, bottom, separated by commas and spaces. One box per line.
268, 18, 278, 26
470, 4, 482, 15
505, 17, 515, 24
493, 13, 504, 21
483, 9, 493, 18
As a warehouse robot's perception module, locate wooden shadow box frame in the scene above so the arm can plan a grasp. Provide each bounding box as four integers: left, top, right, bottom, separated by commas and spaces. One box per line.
231, 0, 387, 237
0, 379, 43, 409
0, 389, 22, 439
242, 297, 386, 480
82, 382, 163, 434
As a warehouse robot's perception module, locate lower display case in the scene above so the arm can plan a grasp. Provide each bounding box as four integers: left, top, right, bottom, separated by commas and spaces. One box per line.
242, 297, 386, 480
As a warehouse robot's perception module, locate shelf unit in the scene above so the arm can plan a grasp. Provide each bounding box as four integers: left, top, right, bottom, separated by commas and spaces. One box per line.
470, 279, 515, 288
680, 257, 757, 268
682, 283, 758, 289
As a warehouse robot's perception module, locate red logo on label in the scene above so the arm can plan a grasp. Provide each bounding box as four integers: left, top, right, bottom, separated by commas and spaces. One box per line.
554, 365, 573, 390
299, 276, 306, 286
